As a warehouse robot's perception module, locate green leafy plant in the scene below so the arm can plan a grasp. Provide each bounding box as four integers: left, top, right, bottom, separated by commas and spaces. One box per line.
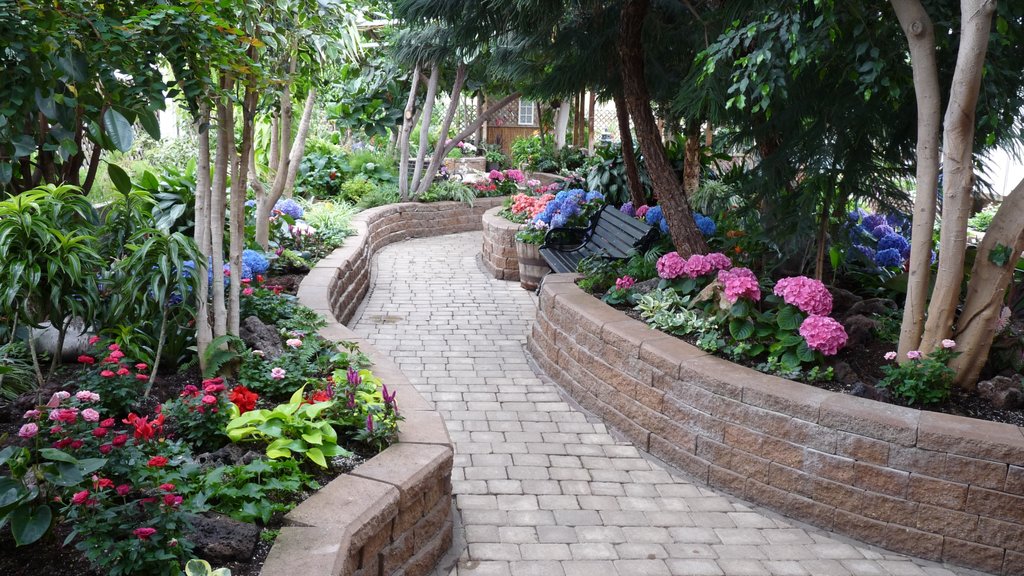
421, 180, 476, 205
511, 136, 557, 171
194, 459, 316, 524
356, 182, 400, 209
968, 205, 998, 233
201, 335, 248, 380
185, 559, 232, 576
226, 385, 353, 468
0, 341, 35, 400
339, 174, 379, 204
877, 342, 960, 405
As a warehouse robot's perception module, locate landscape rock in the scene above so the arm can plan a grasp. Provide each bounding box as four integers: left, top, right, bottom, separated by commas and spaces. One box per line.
850, 381, 891, 403
195, 443, 249, 468
842, 314, 878, 349
829, 286, 862, 316
831, 360, 858, 385
631, 278, 662, 296
239, 315, 284, 360
847, 297, 897, 318
190, 513, 260, 563
977, 375, 1024, 410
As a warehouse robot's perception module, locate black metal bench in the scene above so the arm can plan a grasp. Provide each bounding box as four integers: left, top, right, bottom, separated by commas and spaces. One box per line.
539, 204, 659, 273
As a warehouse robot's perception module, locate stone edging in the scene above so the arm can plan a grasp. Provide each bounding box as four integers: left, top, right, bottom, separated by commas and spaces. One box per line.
481, 206, 522, 282
260, 199, 502, 576
528, 274, 1024, 576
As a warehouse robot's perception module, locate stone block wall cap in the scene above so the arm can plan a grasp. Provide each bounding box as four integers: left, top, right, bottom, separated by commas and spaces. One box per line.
819, 393, 920, 446
740, 373, 832, 423
259, 526, 349, 576
917, 410, 1024, 462
350, 443, 453, 496
284, 473, 399, 530
397, 410, 452, 446
602, 318, 665, 350
541, 273, 581, 285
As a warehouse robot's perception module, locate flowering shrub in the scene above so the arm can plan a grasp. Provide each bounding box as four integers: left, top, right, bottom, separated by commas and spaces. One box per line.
241, 249, 270, 276
273, 198, 304, 219
516, 188, 605, 245
798, 315, 848, 356
772, 276, 833, 316
474, 168, 523, 197
75, 341, 151, 416
161, 378, 232, 452
877, 340, 959, 404
844, 209, 928, 274
718, 267, 761, 303
632, 205, 716, 238
500, 192, 555, 224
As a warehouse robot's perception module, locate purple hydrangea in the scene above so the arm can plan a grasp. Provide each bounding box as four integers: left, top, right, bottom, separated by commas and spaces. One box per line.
874, 248, 903, 268
620, 202, 636, 217
274, 198, 304, 219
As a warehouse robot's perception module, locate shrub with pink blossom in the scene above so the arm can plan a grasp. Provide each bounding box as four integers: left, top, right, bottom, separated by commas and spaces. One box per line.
772, 276, 833, 315
798, 315, 848, 356
877, 341, 959, 404
718, 267, 761, 303
656, 252, 687, 279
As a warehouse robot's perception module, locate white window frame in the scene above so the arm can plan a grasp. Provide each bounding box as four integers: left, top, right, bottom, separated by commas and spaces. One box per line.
518, 99, 535, 126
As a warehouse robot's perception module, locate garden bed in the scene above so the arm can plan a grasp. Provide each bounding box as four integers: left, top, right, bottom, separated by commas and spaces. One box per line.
529, 274, 1024, 575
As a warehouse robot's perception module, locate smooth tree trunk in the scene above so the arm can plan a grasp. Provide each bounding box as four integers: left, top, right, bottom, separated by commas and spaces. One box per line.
427, 93, 523, 174
618, 0, 707, 255
398, 68, 422, 200
255, 89, 316, 248
229, 85, 258, 335
613, 87, 646, 208
410, 63, 440, 199
919, 0, 997, 354
210, 76, 233, 338
194, 104, 213, 364
554, 100, 571, 150
269, 112, 280, 172
587, 92, 597, 152
950, 176, 1024, 387
891, 0, 943, 360
415, 64, 467, 196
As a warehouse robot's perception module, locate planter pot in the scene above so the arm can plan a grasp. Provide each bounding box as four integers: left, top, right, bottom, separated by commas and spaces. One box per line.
515, 239, 550, 291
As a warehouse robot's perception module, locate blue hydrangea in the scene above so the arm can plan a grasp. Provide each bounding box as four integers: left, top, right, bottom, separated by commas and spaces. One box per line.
874, 248, 903, 268
244, 199, 257, 208
847, 208, 868, 223
659, 219, 669, 234
551, 212, 569, 229
871, 224, 894, 240
694, 213, 716, 236
851, 244, 876, 262
861, 213, 886, 232
585, 191, 605, 203
274, 198, 304, 219
242, 249, 270, 275
878, 233, 910, 255
620, 202, 636, 217
645, 206, 664, 226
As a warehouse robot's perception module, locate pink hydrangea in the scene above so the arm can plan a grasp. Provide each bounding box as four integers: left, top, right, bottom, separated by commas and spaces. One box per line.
682, 254, 714, 278
718, 267, 761, 303
704, 252, 732, 272
773, 276, 833, 315
798, 315, 848, 356
635, 205, 650, 219
615, 275, 636, 290
656, 252, 687, 279
488, 169, 504, 181
505, 169, 525, 183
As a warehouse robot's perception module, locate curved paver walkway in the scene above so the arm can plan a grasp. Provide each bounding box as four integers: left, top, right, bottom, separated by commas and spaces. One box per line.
350, 232, 977, 576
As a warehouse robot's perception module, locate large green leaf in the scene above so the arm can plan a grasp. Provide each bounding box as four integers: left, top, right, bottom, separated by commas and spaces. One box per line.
103, 108, 135, 152
776, 306, 802, 331
306, 447, 327, 468
107, 163, 132, 194
137, 108, 161, 140
729, 318, 755, 340
10, 504, 51, 546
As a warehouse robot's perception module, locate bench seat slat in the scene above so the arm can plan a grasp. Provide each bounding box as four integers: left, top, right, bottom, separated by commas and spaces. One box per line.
539, 205, 659, 274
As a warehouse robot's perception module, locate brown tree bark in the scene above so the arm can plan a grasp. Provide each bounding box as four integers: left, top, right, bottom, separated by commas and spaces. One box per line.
891, 0, 943, 360
194, 104, 213, 365
612, 87, 646, 208
415, 63, 467, 196
618, 0, 707, 255
682, 119, 701, 197
920, 0, 997, 354
229, 83, 258, 335
210, 75, 233, 338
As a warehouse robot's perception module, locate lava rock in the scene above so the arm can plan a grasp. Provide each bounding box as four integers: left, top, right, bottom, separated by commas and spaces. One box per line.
831, 360, 858, 385
239, 315, 284, 360
850, 381, 890, 403
631, 278, 662, 296
829, 286, 862, 317
842, 315, 878, 349
189, 513, 260, 563
977, 375, 1024, 410
195, 443, 249, 469
847, 297, 897, 318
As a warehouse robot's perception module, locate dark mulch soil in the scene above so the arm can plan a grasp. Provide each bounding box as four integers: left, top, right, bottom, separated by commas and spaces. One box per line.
619, 299, 1024, 428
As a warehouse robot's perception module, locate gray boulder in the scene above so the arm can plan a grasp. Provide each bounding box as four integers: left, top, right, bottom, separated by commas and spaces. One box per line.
977, 375, 1024, 410
189, 513, 260, 563
239, 315, 283, 360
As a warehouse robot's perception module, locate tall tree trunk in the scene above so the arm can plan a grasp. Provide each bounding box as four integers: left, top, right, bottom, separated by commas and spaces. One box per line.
210, 76, 233, 338
587, 92, 597, 152
398, 68, 422, 200
613, 87, 646, 208
410, 63, 440, 198
919, 0, 996, 354
229, 84, 258, 335
475, 94, 485, 145
269, 111, 280, 171
682, 119, 701, 197
415, 64, 467, 196
194, 104, 213, 365
255, 89, 316, 248
554, 100, 571, 150
950, 177, 1024, 387
277, 52, 297, 175
618, 0, 707, 256
891, 0, 943, 360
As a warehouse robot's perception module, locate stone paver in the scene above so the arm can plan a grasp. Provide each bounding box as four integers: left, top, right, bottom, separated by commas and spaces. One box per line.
350, 232, 982, 576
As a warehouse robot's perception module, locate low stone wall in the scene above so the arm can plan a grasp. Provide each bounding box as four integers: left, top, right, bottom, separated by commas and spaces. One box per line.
297, 198, 505, 325
260, 200, 504, 576
528, 274, 1024, 576
481, 206, 522, 282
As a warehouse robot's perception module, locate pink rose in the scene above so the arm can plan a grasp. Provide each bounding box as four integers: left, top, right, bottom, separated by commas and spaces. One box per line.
81, 408, 100, 422
941, 339, 956, 349
18, 423, 38, 438
270, 367, 287, 380
22, 410, 41, 420
615, 276, 636, 290
71, 490, 90, 505
884, 351, 898, 361
907, 350, 923, 360
286, 338, 303, 348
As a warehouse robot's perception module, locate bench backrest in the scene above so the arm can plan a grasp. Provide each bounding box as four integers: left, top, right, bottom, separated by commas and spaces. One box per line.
585, 206, 658, 258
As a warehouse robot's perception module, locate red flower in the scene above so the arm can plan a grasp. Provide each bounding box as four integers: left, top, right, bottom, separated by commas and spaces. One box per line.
135, 363, 148, 371
163, 494, 182, 507
181, 385, 199, 397
53, 438, 72, 449
108, 343, 120, 352
69, 440, 84, 450
116, 484, 132, 496
98, 444, 112, 454
158, 483, 175, 492
100, 370, 115, 378
309, 390, 332, 404
92, 427, 108, 437
112, 434, 128, 447
71, 490, 90, 505
133, 527, 157, 540
201, 394, 217, 405
100, 418, 115, 428
116, 367, 130, 376
147, 456, 168, 468
124, 413, 159, 442
229, 385, 258, 413
77, 355, 95, 365
95, 478, 114, 490
135, 374, 148, 381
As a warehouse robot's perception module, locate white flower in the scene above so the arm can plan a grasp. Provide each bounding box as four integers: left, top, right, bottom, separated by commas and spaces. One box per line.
941, 339, 956, 349
286, 338, 303, 348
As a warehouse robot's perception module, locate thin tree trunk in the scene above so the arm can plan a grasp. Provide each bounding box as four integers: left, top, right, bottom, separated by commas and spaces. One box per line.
618, 0, 707, 256
950, 176, 1024, 387
47, 322, 67, 380
554, 100, 571, 150
398, 68, 421, 200
476, 94, 485, 145
229, 84, 257, 335
920, 0, 996, 353
613, 87, 646, 208
278, 52, 297, 175
194, 104, 213, 365
429, 93, 523, 174
27, 327, 43, 388
411, 63, 440, 197
588, 92, 597, 152
210, 75, 233, 338
682, 119, 701, 197
891, 0, 943, 360
813, 186, 834, 281
269, 112, 280, 171
415, 64, 467, 196
145, 306, 168, 396
255, 89, 316, 248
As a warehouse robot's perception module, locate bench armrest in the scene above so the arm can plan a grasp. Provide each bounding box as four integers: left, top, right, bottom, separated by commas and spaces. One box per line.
541, 226, 589, 250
